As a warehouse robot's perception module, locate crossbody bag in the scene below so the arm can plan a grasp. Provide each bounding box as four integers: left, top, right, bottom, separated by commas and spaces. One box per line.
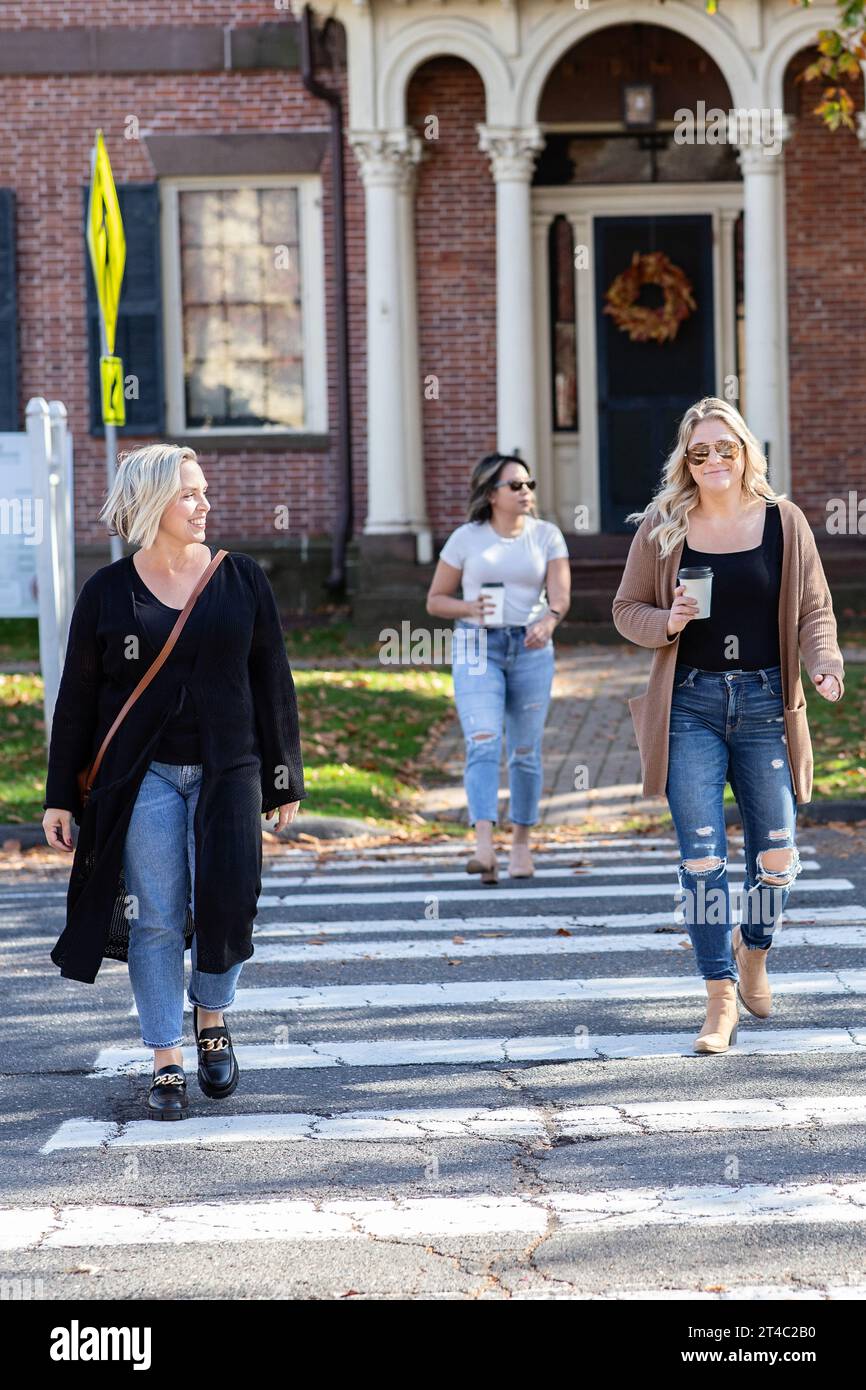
76, 548, 228, 810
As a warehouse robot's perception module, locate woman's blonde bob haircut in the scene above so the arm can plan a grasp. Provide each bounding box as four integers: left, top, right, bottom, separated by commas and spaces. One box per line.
625, 396, 787, 557
98, 443, 199, 551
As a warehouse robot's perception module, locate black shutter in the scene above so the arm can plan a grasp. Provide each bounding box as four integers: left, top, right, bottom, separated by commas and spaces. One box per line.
0, 190, 18, 431
84, 183, 164, 435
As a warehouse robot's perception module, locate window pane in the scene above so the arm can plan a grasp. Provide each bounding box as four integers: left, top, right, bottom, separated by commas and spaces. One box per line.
179, 186, 305, 429
548, 216, 577, 431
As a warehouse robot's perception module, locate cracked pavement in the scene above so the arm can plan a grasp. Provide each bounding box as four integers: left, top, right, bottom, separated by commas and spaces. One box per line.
2, 823, 866, 1299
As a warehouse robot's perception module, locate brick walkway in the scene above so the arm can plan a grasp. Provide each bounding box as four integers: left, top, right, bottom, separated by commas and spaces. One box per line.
418, 641, 866, 831
417, 642, 669, 830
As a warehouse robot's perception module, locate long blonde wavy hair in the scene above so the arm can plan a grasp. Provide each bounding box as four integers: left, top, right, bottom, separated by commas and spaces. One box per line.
625, 396, 787, 556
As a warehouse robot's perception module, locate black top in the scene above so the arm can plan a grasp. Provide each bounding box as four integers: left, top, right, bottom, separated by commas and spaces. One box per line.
129, 560, 204, 764
44, 545, 305, 983
676, 502, 783, 670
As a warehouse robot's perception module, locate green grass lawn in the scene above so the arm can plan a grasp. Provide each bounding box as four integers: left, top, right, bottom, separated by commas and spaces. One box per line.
0, 662, 456, 828
0, 618, 39, 665
291, 667, 453, 824
4, 607, 864, 828
0, 672, 49, 823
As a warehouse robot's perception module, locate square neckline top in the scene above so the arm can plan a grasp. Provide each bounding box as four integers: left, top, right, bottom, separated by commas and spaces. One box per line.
682, 501, 768, 557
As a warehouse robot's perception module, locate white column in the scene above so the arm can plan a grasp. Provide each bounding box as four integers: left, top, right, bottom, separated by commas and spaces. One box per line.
717, 207, 739, 395
531, 210, 554, 511
477, 125, 544, 462
349, 129, 424, 537
735, 115, 794, 494
567, 210, 600, 533
397, 132, 432, 560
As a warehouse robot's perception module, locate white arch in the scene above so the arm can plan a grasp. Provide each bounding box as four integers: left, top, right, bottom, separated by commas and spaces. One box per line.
380, 17, 514, 129
759, 4, 848, 111
515, 1, 758, 127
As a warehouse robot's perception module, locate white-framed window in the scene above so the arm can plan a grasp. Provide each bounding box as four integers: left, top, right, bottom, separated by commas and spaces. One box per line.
161, 175, 327, 435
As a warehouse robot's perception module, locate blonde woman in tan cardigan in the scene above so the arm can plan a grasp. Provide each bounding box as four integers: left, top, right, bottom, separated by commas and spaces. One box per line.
613, 396, 845, 1055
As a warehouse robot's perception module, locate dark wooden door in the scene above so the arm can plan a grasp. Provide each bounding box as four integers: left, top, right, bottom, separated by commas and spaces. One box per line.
594, 214, 715, 533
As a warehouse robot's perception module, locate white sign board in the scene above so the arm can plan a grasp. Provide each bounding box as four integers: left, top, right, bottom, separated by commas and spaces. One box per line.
0, 432, 40, 617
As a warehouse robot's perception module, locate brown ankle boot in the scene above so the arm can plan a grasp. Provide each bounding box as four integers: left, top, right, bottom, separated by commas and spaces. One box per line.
694, 979, 739, 1054
731, 925, 772, 1018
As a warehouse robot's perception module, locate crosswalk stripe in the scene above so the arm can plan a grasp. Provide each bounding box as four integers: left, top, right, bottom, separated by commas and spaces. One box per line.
257, 878, 854, 908
5, 1180, 866, 1248
121, 968, 866, 1015
248, 924, 866, 965
261, 861, 821, 888
91, 1027, 866, 1075
266, 836, 765, 860
264, 845, 817, 867
2, 906, 861, 954
41, 1092, 866, 1153
250, 906, 866, 938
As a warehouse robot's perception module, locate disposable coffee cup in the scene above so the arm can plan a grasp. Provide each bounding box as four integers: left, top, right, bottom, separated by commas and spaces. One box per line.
677, 565, 713, 619
479, 582, 505, 626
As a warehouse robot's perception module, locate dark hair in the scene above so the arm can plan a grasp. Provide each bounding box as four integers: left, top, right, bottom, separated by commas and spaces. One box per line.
467, 452, 534, 523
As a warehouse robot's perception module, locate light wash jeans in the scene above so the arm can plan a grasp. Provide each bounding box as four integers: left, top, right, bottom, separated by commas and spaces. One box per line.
665, 663, 802, 981
122, 760, 245, 1049
451, 621, 555, 826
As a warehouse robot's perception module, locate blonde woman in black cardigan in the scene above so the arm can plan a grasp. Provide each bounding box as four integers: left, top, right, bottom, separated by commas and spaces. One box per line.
43, 444, 305, 1118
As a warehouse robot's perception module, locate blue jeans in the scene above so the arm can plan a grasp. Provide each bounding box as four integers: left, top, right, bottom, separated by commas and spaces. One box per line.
665, 663, 802, 981
451, 622, 555, 826
122, 761, 245, 1049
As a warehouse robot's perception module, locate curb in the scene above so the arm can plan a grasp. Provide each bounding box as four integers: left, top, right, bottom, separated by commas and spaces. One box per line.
0, 813, 393, 850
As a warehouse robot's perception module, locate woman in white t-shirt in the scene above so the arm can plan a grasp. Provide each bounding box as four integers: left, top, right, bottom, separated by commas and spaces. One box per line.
426, 454, 571, 880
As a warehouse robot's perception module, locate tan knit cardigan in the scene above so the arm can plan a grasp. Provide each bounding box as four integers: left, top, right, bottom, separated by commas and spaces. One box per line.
611, 497, 846, 806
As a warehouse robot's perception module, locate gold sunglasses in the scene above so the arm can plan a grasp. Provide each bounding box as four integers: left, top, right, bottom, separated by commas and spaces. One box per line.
686, 439, 742, 465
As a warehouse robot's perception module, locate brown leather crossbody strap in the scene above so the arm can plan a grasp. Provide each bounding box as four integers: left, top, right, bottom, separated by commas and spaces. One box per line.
81, 548, 228, 797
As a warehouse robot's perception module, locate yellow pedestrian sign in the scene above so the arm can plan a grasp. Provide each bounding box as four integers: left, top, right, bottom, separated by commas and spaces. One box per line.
86, 131, 125, 355
100, 355, 126, 426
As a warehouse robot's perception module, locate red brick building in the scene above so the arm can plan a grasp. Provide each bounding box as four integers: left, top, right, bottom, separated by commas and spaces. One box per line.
0, 2, 864, 628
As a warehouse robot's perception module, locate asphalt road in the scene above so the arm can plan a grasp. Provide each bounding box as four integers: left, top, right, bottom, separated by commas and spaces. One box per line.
2, 823, 866, 1301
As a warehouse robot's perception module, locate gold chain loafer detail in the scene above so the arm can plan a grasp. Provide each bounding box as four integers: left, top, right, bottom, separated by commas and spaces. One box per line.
147, 1063, 190, 1120
193, 1004, 239, 1100
732, 925, 773, 1018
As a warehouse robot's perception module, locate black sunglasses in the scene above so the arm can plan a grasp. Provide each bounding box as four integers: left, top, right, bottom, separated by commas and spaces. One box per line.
491, 478, 537, 493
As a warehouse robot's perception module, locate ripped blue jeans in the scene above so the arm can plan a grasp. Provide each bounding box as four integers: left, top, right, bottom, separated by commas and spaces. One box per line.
451, 622, 555, 825
665, 664, 802, 981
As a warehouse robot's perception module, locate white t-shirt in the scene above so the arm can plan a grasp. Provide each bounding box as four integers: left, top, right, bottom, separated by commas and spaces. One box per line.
438, 516, 570, 626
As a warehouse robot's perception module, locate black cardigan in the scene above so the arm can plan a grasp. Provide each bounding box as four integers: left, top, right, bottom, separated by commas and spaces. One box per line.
43, 544, 305, 984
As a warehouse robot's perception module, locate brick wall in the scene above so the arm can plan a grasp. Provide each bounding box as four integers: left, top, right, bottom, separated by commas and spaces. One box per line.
407, 58, 498, 542
784, 49, 866, 527
0, 2, 281, 26
0, 14, 368, 552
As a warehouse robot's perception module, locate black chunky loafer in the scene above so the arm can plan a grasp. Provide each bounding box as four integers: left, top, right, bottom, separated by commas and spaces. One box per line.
192, 1003, 239, 1099
147, 1063, 190, 1121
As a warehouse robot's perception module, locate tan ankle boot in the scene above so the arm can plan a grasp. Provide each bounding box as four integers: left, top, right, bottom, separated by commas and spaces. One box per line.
694, 979, 739, 1053
731, 925, 772, 1017
508, 842, 534, 878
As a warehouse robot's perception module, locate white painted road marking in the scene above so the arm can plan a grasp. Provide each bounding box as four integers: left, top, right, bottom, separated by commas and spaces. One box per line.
248, 924, 866, 965
257, 878, 854, 909
42, 1093, 866, 1153
250, 906, 866, 938
6, 1180, 866, 1248
261, 861, 821, 888
123, 967, 866, 1014
93, 1027, 866, 1075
